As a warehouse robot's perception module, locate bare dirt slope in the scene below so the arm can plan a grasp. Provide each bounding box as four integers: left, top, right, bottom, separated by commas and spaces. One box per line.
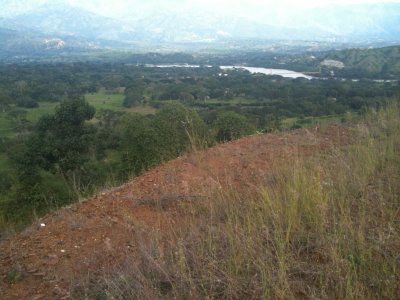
0, 125, 352, 299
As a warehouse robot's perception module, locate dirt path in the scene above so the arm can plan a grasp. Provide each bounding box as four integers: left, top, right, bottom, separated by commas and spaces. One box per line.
0, 125, 352, 299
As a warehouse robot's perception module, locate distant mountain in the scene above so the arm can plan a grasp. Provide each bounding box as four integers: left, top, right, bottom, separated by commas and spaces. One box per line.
0, 2, 399, 60
1, 4, 140, 42
0, 4, 332, 45
120, 2, 400, 44
0, 24, 105, 60
1, 2, 399, 45
127, 10, 333, 43
303, 3, 400, 42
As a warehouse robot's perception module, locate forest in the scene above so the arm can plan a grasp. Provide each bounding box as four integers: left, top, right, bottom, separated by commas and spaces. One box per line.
0, 61, 399, 228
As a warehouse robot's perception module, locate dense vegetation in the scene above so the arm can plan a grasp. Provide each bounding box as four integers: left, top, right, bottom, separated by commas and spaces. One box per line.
324, 45, 400, 79
0, 60, 398, 230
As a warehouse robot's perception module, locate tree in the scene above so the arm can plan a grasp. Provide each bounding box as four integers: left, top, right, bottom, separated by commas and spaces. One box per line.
6, 98, 96, 221
123, 81, 145, 107
0, 87, 11, 112
121, 113, 161, 176
32, 98, 96, 174
153, 102, 209, 156
213, 111, 254, 142
16, 96, 38, 108
121, 103, 209, 177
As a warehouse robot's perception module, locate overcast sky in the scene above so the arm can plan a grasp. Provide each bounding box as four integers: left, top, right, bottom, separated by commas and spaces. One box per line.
1, 0, 400, 19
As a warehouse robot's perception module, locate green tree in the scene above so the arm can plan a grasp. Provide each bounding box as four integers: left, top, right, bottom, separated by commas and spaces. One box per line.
6, 98, 95, 221
121, 114, 161, 176
214, 111, 254, 142
153, 102, 209, 156
121, 103, 209, 177
0, 87, 11, 112
123, 81, 145, 107
32, 98, 96, 174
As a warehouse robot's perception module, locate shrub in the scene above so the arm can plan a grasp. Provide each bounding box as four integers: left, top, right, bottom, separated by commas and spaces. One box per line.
214, 111, 254, 141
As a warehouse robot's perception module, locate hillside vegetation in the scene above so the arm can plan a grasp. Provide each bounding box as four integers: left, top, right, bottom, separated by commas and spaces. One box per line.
324, 45, 400, 78
78, 105, 400, 299
0, 103, 399, 299
2, 62, 397, 229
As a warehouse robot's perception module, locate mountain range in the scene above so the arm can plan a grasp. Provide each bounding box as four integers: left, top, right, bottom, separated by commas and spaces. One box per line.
0, 2, 399, 59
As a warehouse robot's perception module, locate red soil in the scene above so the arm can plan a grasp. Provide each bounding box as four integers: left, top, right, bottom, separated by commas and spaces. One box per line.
0, 125, 352, 299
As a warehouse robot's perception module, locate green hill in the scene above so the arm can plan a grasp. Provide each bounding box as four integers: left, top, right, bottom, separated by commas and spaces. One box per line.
323, 45, 400, 79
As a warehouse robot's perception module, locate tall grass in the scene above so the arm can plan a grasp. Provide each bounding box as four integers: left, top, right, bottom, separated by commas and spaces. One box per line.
71, 104, 400, 299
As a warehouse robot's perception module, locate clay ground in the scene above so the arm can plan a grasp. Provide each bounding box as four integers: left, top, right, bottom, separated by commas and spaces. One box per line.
0, 125, 352, 299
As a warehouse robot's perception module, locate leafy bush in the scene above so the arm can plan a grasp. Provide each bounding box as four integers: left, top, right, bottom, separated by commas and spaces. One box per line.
214, 111, 254, 141
121, 102, 209, 177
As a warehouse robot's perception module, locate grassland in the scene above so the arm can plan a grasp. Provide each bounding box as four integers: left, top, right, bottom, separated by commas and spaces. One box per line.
0, 92, 158, 138
282, 114, 347, 129
74, 104, 400, 299
85, 92, 157, 115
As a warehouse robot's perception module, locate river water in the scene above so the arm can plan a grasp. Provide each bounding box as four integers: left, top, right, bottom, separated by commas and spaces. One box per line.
145, 64, 396, 82
220, 66, 313, 79
146, 64, 312, 79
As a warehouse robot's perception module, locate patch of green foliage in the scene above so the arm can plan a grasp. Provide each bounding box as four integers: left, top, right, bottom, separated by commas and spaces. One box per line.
325, 45, 400, 79
213, 111, 255, 141
4, 98, 95, 223
0, 60, 398, 229
121, 102, 209, 177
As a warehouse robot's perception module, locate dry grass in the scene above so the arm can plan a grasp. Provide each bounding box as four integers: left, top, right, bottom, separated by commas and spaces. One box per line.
71, 104, 400, 300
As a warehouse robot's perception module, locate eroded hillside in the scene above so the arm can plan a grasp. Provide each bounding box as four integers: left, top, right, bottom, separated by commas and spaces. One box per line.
1, 117, 398, 299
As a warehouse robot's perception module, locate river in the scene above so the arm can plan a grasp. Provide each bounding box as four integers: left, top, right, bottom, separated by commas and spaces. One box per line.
220, 66, 313, 79
145, 64, 396, 82
146, 64, 312, 79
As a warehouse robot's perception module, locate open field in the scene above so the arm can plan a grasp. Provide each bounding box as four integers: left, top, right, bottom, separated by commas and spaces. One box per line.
85, 92, 157, 115
282, 114, 346, 129
0, 92, 158, 138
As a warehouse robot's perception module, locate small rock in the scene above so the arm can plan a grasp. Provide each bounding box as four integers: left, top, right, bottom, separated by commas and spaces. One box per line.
27, 268, 38, 273
32, 294, 45, 300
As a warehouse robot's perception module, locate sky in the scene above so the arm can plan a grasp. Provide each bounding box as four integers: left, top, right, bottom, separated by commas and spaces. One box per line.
1, 0, 400, 19
59, 0, 400, 21
65, 0, 400, 11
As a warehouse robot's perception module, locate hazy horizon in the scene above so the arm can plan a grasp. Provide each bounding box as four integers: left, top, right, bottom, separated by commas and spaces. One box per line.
0, 0, 399, 48
1, 0, 400, 20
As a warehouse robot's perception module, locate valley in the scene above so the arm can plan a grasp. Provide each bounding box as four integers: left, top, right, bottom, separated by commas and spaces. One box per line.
0, 1, 399, 299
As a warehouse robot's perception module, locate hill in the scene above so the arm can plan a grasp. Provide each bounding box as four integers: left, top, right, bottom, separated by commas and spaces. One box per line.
1, 105, 399, 299
0, 25, 106, 60
322, 45, 400, 79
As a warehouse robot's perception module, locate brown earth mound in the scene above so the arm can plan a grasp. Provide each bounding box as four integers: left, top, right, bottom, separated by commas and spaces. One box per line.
0, 125, 352, 299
